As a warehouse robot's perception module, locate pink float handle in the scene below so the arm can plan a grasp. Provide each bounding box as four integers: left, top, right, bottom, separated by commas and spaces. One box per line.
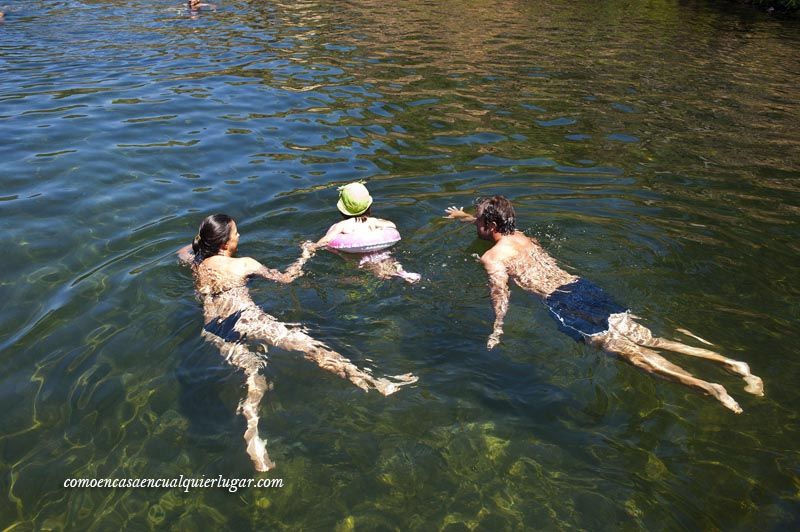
327, 227, 401, 254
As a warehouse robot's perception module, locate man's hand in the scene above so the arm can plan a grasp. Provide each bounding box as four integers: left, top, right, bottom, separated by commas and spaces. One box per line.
444, 206, 465, 218
444, 206, 475, 222
487, 329, 503, 350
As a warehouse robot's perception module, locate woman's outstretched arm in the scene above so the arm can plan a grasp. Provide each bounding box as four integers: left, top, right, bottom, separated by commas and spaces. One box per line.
249, 241, 317, 283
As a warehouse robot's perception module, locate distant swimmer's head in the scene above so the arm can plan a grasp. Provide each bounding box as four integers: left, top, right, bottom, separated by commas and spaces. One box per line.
337, 182, 373, 219
192, 213, 238, 260
475, 196, 516, 239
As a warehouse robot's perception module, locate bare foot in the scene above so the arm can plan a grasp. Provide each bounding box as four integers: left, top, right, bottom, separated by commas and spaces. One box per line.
375, 373, 418, 396
396, 270, 421, 283
725, 360, 764, 396
709, 383, 742, 414
249, 437, 276, 472
743, 374, 764, 396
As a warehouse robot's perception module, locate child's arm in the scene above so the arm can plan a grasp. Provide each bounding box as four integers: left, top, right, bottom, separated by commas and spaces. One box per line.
444, 206, 476, 223
315, 221, 345, 247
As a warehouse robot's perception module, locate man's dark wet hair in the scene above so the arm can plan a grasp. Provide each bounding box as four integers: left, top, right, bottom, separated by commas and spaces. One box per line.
192, 213, 234, 261
475, 196, 516, 235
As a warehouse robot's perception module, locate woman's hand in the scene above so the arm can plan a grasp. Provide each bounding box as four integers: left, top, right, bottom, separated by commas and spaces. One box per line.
300, 240, 319, 257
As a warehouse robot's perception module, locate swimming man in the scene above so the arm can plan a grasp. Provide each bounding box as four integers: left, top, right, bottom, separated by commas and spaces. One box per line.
445, 196, 763, 413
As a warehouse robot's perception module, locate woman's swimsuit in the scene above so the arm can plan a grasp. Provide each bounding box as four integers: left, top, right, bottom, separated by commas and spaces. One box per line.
544, 278, 627, 342
200, 285, 287, 349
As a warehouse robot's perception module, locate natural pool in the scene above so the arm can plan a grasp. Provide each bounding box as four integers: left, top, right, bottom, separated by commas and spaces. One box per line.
1, 0, 799, 529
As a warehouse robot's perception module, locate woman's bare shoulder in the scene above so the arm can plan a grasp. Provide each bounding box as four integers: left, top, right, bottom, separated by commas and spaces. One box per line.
198, 255, 252, 273
225, 256, 263, 275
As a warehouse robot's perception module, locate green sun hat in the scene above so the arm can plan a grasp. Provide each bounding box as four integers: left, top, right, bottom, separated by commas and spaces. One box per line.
337, 182, 373, 216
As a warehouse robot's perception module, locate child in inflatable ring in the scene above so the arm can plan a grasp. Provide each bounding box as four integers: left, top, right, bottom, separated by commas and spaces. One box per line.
314, 182, 420, 283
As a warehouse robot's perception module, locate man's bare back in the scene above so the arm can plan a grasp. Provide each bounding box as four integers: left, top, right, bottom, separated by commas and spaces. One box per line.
481, 231, 577, 297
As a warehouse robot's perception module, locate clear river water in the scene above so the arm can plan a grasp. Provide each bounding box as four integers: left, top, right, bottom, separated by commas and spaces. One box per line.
1, 0, 799, 529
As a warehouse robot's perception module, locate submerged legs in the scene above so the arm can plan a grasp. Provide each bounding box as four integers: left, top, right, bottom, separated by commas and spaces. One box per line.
239, 371, 274, 472
225, 307, 417, 395
597, 333, 743, 414
202, 331, 275, 471
358, 251, 421, 283
606, 313, 764, 396
639, 337, 764, 396
269, 320, 418, 395
200, 308, 418, 471
597, 313, 764, 412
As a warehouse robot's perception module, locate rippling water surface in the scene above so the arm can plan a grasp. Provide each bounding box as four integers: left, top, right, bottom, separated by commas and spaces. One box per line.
2, 0, 799, 528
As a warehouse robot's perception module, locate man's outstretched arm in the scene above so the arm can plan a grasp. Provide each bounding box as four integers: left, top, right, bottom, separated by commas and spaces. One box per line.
482, 257, 510, 350
444, 206, 476, 223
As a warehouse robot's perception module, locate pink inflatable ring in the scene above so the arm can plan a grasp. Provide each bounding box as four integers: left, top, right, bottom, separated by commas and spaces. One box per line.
327, 227, 401, 254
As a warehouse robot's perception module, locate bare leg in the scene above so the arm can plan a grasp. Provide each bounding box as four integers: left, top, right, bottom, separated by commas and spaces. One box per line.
676, 328, 714, 346
276, 326, 417, 395
608, 314, 764, 396
595, 334, 743, 414
642, 338, 763, 396
238, 371, 275, 472
201, 331, 275, 471
240, 310, 417, 395
359, 252, 420, 283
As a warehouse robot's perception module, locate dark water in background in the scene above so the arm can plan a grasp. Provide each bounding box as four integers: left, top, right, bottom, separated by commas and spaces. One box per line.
1, 0, 799, 528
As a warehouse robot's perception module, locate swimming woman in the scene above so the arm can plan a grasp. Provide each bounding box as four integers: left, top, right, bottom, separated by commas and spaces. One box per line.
187, 0, 215, 11
179, 214, 417, 471
445, 196, 764, 413
314, 182, 420, 283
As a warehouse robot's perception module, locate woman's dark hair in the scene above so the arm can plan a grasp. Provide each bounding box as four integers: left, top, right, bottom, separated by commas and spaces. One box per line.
475, 196, 516, 235
192, 213, 234, 261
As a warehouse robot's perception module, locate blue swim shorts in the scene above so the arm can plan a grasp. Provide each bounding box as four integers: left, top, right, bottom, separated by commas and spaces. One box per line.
544, 278, 627, 342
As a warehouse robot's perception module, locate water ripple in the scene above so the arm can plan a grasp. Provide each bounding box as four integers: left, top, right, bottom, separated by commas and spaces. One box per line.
1, 0, 799, 529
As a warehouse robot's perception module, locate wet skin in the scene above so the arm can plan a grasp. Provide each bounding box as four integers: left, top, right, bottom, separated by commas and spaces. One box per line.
315, 215, 420, 283
179, 221, 417, 470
